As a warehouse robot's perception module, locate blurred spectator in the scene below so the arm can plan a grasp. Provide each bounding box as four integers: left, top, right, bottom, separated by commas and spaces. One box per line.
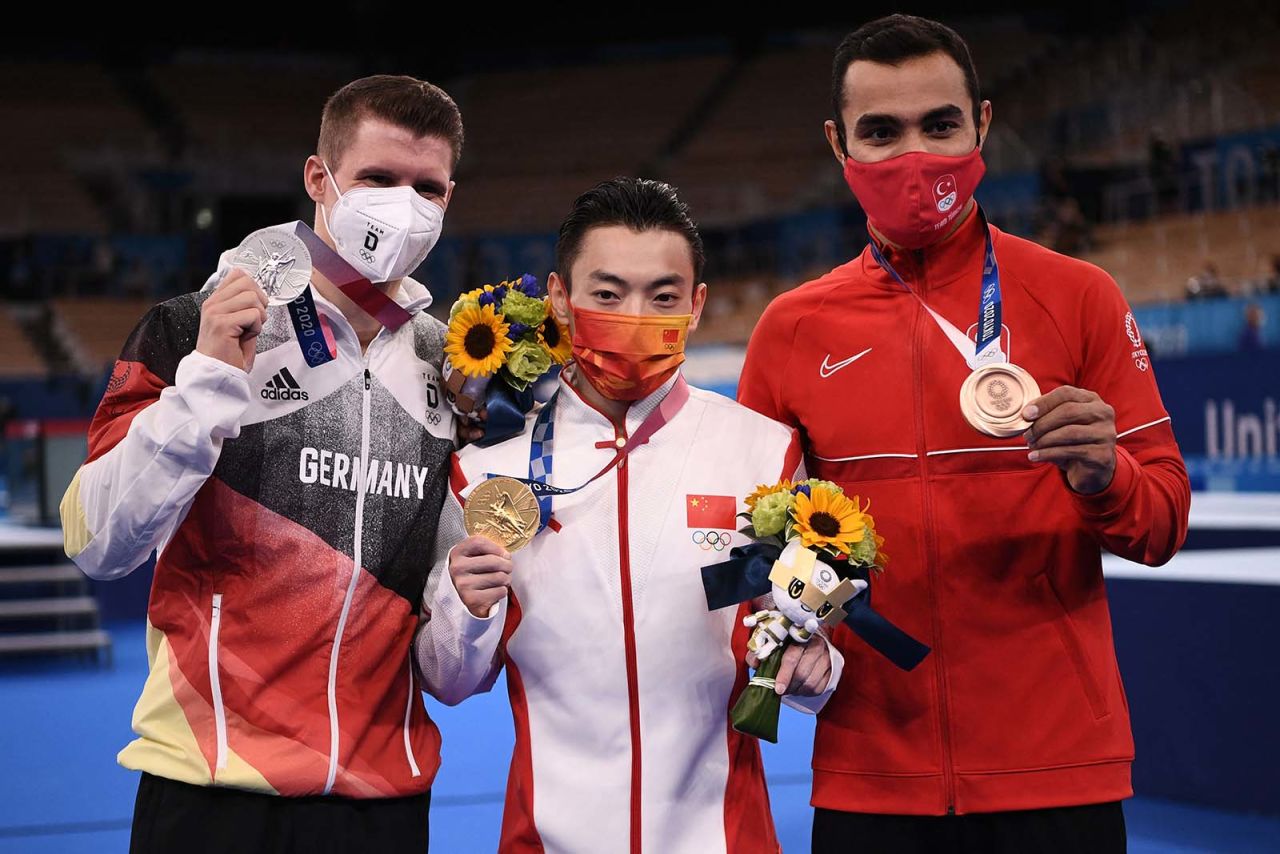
1239, 303, 1266, 351
1044, 196, 1093, 255
120, 259, 151, 299
1186, 260, 1228, 300
1261, 144, 1280, 203
1039, 156, 1072, 203
1263, 255, 1280, 295
1148, 131, 1180, 214
7, 244, 33, 300
89, 239, 118, 292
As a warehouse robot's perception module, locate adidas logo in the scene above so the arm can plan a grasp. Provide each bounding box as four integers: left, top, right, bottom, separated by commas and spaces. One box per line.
261, 367, 309, 401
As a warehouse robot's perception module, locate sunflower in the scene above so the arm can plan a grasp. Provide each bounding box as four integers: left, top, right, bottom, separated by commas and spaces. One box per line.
537, 304, 573, 364
791, 485, 867, 557
848, 501, 888, 568
746, 479, 793, 511
445, 304, 513, 378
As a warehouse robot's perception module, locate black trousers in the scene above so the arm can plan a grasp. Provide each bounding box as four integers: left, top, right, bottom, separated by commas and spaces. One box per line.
130, 772, 431, 854
812, 801, 1126, 854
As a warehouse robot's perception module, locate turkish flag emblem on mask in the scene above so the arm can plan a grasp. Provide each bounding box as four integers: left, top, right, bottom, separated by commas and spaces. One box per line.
934, 174, 958, 213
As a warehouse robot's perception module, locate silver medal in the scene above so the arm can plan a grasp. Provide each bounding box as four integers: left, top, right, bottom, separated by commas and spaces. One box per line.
230, 225, 312, 305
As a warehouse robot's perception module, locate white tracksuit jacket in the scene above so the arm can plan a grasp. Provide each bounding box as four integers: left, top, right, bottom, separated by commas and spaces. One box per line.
415, 370, 844, 854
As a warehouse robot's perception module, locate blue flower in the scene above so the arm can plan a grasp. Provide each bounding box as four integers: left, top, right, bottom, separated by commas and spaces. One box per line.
507, 322, 531, 340
519, 274, 540, 296
493, 286, 509, 304
792, 483, 812, 497
478, 291, 495, 308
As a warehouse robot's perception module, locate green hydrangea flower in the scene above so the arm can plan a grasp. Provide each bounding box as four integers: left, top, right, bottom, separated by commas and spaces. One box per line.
500, 290, 548, 328
850, 523, 878, 566
804, 478, 841, 495
450, 293, 480, 321
751, 491, 794, 538
506, 338, 552, 384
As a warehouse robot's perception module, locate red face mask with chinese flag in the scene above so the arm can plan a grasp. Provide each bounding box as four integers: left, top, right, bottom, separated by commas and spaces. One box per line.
570, 307, 691, 401
842, 146, 986, 249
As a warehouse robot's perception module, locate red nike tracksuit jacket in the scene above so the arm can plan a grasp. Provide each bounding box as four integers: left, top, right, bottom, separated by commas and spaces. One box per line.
738, 210, 1191, 816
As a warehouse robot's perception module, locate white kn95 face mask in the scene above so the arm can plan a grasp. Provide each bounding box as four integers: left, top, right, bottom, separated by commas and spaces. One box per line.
320, 161, 445, 283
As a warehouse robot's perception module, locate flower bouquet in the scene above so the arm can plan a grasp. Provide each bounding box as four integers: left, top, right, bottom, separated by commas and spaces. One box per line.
443, 274, 572, 446
701, 479, 930, 742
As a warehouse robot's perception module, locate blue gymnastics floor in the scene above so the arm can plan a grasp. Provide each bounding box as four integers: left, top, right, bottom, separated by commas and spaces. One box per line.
0, 621, 1277, 853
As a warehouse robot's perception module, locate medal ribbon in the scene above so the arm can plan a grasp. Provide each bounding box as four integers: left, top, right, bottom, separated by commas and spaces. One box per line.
285, 287, 337, 368
291, 221, 415, 332
489, 374, 691, 533
868, 209, 1004, 371
273, 220, 416, 368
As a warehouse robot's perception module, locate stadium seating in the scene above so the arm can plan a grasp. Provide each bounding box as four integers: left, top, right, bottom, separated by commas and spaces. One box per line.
0, 62, 155, 235
444, 55, 729, 234
2, 9, 1277, 367
661, 45, 835, 224
1079, 204, 1280, 303
0, 308, 47, 378
152, 56, 353, 160
50, 298, 152, 375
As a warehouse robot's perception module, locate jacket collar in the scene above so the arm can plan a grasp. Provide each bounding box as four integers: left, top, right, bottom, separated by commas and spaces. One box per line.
556, 366, 683, 437
859, 203, 995, 294
392, 276, 434, 314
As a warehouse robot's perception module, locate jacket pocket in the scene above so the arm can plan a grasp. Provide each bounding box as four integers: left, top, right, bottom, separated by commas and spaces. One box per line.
1033, 573, 1109, 720
209, 592, 229, 773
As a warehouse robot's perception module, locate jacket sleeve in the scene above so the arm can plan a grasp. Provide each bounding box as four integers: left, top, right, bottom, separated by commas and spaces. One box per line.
1064, 271, 1191, 566
782, 632, 845, 715
414, 456, 506, 706
59, 300, 251, 580
738, 296, 801, 428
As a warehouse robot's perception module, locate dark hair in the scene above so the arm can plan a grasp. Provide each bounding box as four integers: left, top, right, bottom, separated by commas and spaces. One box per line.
318, 75, 464, 172
831, 14, 981, 154
556, 178, 705, 285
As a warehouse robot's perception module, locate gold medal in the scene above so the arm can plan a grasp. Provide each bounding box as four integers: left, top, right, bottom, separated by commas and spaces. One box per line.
463, 476, 541, 552
959, 362, 1041, 438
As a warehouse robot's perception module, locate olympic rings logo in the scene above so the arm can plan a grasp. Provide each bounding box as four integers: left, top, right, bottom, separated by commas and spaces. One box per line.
692, 530, 731, 551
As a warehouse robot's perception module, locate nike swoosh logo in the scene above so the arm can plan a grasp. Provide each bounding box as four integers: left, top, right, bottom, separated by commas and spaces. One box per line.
819, 347, 873, 378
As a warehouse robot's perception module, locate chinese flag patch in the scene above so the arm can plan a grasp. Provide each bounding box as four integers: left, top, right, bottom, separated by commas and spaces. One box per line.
663, 328, 680, 344
686, 494, 738, 530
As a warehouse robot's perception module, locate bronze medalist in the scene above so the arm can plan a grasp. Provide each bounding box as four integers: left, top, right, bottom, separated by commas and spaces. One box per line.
463, 476, 541, 552
959, 363, 1042, 438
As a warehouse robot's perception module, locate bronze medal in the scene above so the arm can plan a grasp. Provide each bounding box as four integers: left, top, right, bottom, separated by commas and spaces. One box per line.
463, 476, 540, 552
959, 362, 1041, 438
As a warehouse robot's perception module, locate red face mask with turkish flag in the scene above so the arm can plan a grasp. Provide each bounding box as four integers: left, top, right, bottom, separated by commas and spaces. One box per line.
570, 306, 691, 401
843, 146, 986, 249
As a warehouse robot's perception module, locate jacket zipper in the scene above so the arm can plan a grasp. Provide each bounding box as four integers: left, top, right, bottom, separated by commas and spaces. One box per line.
614, 424, 643, 854
911, 252, 957, 815
209, 592, 228, 774
322, 361, 374, 795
